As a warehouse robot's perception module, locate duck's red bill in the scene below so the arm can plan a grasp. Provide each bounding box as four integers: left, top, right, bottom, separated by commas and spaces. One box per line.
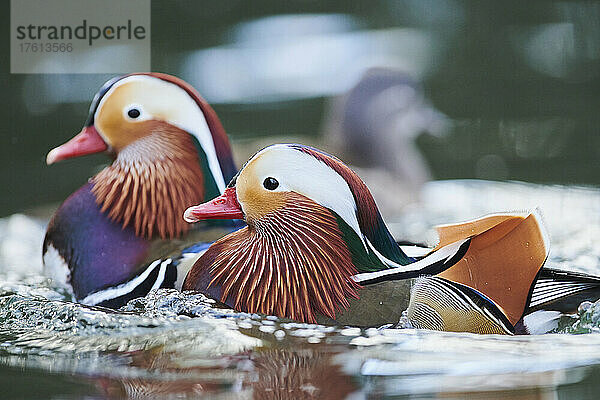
46, 126, 108, 165
184, 187, 244, 222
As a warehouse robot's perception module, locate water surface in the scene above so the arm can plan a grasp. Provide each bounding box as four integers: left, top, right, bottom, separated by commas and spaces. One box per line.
2, 180, 600, 399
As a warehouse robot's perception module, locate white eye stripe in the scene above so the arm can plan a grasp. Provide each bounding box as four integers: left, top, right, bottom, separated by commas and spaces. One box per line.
94, 75, 227, 193
247, 145, 365, 246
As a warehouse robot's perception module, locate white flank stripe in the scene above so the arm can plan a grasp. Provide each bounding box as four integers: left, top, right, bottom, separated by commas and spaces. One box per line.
80, 259, 162, 306
366, 238, 410, 268
352, 239, 466, 283
246, 144, 367, 250
150, 259, 172, 292
399, 245, 431, 258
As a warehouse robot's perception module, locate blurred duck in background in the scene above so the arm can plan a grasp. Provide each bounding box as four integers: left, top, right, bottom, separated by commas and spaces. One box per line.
324, 67, 450, 210
43, 73, 238, 308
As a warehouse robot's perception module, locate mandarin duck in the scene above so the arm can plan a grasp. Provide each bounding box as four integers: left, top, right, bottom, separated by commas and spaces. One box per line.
182, 144, 600, 334
43, 73, 238, 308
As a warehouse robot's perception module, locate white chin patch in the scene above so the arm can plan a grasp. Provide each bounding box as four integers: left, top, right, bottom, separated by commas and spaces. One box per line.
43, 244, 73, 295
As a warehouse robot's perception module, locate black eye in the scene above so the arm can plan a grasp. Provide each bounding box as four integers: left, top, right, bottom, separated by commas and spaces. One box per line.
263, 177, 279, 190
127, 108, 141, 119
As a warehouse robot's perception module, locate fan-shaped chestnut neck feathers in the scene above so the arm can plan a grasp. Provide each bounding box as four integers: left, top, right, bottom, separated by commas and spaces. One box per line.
92, 122, 207, 239
183, 144, 415, 323
223, 144, 412, 269
184, 193, 360, 323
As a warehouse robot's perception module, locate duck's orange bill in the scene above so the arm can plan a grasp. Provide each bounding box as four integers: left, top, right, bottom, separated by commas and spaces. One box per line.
184, 187, 244, 222
46, 126, 108, 165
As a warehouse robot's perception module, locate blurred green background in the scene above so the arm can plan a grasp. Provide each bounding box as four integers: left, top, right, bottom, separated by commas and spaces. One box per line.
1, 0, 599, 216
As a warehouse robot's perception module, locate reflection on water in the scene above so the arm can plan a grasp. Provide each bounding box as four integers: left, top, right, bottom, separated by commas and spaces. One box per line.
3, 288, 600, 399
2, 180, 600, 398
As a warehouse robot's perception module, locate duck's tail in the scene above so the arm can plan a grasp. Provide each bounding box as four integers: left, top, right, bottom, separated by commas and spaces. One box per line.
527, 268, 600, 314
404, 209, 550, 335
519, 268, 600, 335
